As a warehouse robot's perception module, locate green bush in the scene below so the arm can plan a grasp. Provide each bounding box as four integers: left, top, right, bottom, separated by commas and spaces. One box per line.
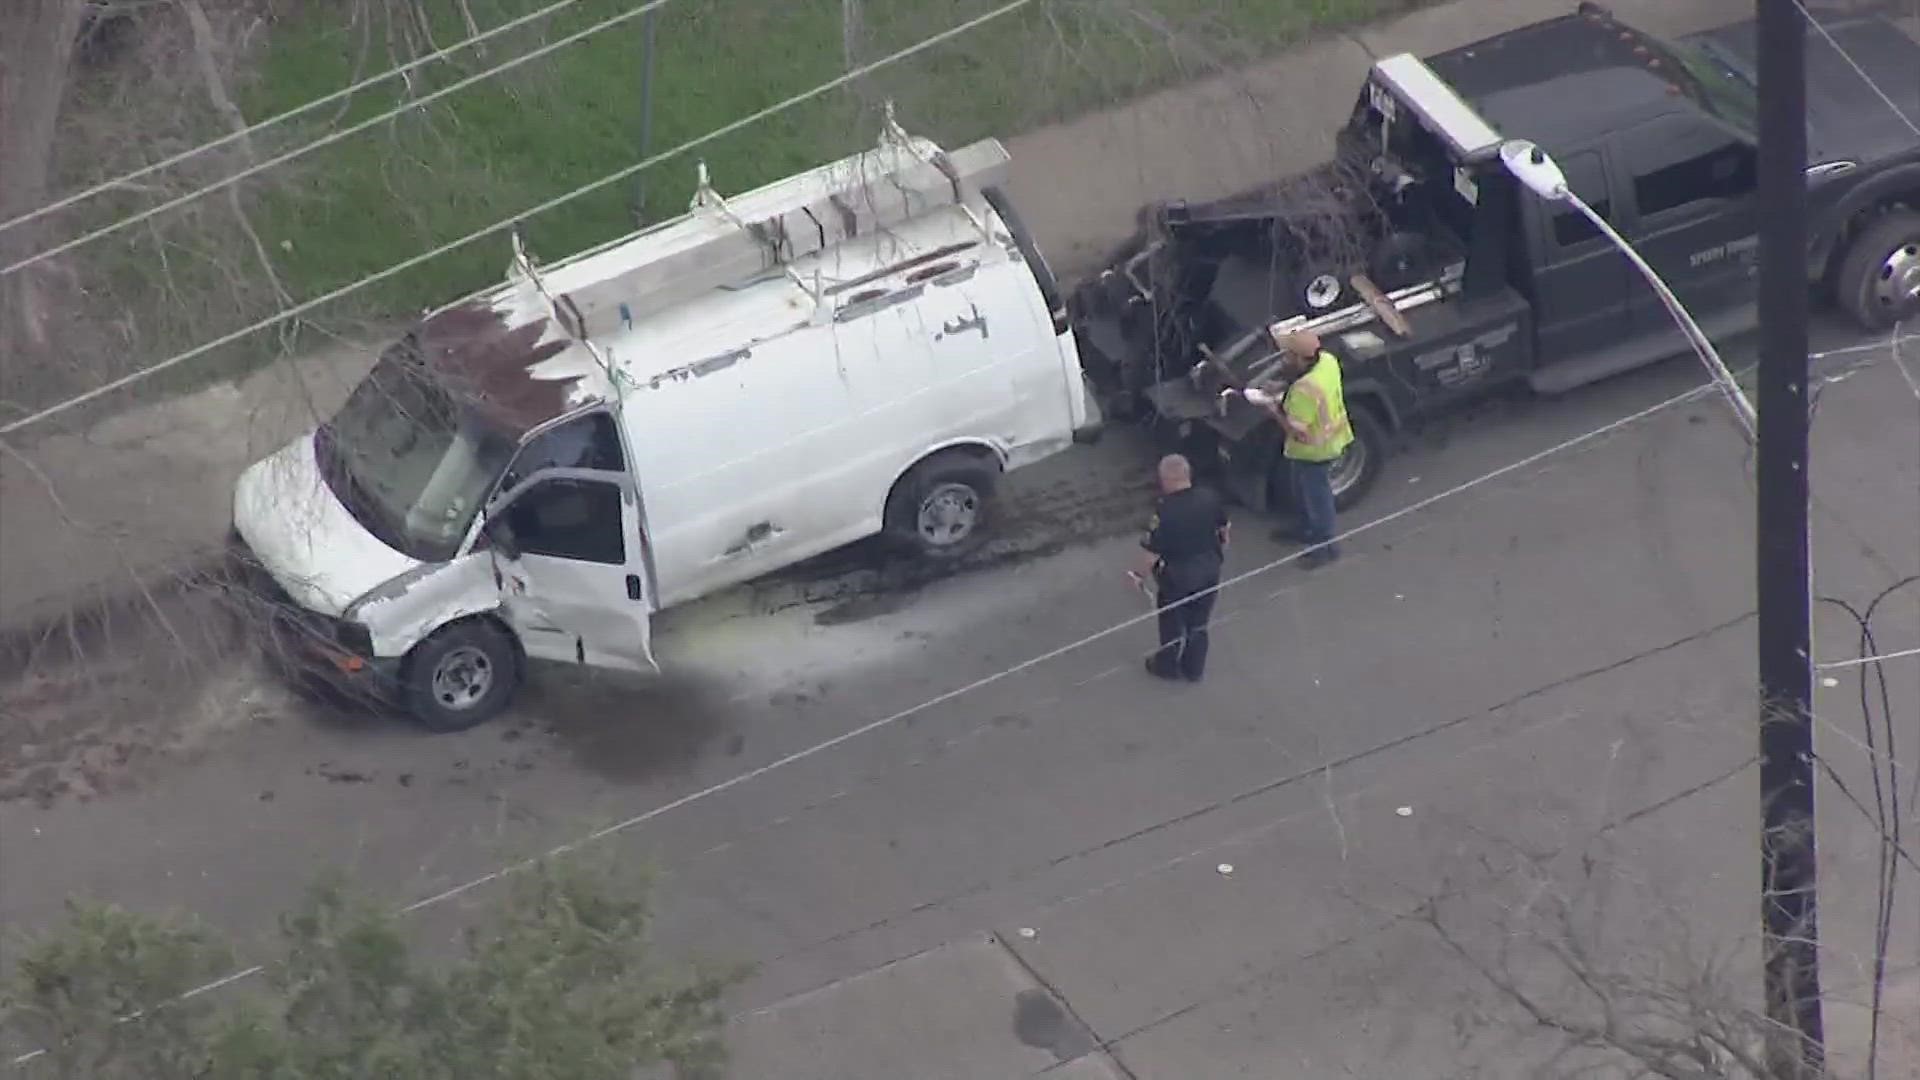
2, 860, 736, 1079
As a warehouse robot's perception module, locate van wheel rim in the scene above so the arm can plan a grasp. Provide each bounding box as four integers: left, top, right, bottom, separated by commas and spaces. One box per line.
917, 483, 979, 547
431, 646, 493, 710
1329, 440, 1368, 498
1875, 242, 1920, 312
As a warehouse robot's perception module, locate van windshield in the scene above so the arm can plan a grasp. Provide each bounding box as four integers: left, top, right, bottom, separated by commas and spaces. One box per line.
317, 338, 516, 563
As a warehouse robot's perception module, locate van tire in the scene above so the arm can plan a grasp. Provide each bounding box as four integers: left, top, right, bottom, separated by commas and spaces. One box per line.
885, 453, 999, 559
404, 620, 521, 733
1836, 210, 1920, 330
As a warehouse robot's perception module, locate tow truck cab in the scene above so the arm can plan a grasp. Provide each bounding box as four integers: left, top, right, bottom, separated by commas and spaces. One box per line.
1069, 2, 1919, 516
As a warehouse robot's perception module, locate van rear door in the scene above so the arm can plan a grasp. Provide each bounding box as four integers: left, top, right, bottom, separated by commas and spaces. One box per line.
485, 468, 655, 673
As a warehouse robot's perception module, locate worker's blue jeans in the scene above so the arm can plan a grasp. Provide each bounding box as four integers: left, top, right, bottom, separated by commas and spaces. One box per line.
1291, 459, 1339, 559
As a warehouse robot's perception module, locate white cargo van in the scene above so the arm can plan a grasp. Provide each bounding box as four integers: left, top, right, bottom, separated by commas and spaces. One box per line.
228, 118, 1100, 730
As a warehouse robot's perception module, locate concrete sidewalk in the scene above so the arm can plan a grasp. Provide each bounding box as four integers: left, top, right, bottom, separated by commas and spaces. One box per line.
0, 0, 1756, 639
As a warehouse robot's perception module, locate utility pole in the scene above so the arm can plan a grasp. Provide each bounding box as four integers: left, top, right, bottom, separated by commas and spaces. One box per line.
1754, 0, 1824, 1073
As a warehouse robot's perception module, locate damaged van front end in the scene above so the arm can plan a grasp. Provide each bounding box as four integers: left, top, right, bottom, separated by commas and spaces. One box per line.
227, 298, 597, 723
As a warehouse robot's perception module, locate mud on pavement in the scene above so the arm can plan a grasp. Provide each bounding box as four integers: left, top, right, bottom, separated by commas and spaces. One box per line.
0, 564, 292, 807
0, 436, 1162, 808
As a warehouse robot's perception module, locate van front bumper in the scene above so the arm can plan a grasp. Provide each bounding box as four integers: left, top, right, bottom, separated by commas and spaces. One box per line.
224, 528, 401, 704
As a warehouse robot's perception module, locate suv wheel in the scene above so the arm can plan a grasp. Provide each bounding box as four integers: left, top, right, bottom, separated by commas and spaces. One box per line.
1837, 210, 1920, 330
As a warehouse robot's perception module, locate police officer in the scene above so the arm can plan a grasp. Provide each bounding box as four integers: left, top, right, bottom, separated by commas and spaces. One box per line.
1131, 454, 1230, 683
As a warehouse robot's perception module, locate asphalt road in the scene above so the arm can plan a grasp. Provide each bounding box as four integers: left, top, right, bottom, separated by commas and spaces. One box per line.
3, 314, 1916, 1073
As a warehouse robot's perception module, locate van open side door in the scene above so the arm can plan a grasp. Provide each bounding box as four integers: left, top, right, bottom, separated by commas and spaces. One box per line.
482, 467, 657, 674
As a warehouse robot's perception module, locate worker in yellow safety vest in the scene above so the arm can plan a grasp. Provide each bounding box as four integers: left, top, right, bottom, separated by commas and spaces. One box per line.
1261, 330, 1352, 568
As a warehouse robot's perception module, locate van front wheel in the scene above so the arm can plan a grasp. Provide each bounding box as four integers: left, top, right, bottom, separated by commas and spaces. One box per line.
885, 453, 999, 559
405, 620, 520, 732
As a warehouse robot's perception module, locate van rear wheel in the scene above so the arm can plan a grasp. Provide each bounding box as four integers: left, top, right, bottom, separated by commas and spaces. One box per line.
405, 620, 520, 733
885, 454, 999, 559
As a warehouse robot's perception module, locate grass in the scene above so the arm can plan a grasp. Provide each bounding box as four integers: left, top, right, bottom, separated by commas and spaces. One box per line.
238, 0, 1405, 321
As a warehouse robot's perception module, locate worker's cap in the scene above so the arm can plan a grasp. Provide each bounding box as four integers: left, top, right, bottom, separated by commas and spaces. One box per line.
1267, 328, 1321, 357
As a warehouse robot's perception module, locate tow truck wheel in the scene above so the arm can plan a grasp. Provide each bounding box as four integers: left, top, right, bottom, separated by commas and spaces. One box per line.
1836, 210, 1920, 330
1265, 405, 1390, 515
1329, 406, 1389, 511
404, 620, 521, 733
1369, 232, 1437, 293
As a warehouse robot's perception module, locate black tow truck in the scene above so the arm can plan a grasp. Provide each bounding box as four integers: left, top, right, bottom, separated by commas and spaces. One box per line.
1067, 2, 1920, 514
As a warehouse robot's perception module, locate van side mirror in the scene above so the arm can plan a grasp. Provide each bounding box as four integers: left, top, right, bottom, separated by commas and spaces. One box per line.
482, 514, 521, 560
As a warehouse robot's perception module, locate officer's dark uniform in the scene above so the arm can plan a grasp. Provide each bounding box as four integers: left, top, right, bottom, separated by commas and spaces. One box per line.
1141, 485, 1230, 682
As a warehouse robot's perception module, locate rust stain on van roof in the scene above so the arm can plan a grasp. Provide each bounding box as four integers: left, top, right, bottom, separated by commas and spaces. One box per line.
414, 303, 572, 435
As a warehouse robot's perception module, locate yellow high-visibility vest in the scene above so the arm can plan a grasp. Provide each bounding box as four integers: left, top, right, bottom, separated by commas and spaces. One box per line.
1281, 351, 1354, 463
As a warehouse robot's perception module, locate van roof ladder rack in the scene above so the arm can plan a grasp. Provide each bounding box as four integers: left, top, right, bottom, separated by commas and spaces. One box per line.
506, 103, 1013, 341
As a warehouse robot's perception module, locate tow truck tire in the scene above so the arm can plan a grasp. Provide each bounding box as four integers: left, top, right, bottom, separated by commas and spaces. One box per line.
885, 452, 999, 560
1836, 210, 1920, 331
1264, 404, 1390, 515
1369, 232, 1437, 293
404, 619, 521, 733
1331, 405, 1390, 511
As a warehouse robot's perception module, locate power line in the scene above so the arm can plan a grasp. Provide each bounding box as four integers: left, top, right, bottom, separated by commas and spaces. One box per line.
1814, 576, 1914, 1080
0, 0, 590, 237
0, 0, 1038, 439
1789, 0, 1920, 138
1807, 334, 1920, 362
1, 0, 685, 279
1817, 645, 1920, 670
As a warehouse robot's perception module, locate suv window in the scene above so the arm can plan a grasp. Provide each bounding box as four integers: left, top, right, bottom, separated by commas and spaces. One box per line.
502, 412, 624, 490
1549, 150, 1614, 248
1622, 115, 1756, 218
504, 477, 626, 564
